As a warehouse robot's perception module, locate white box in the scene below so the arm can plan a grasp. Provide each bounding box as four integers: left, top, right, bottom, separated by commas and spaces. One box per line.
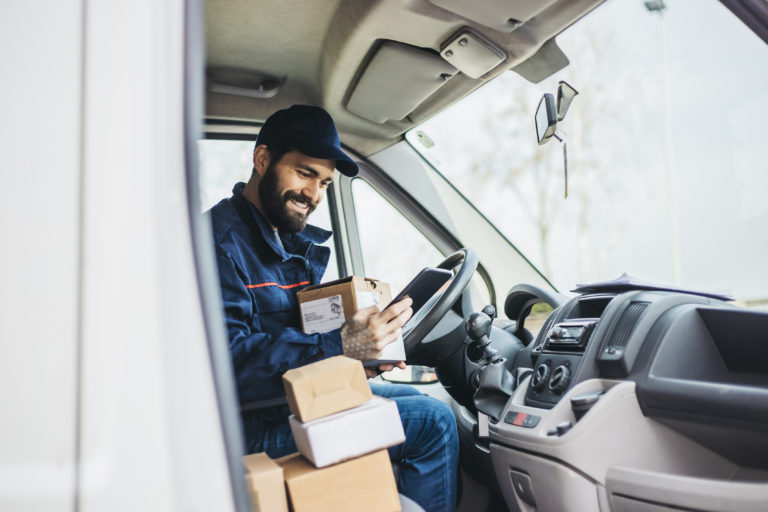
289, 397, 405, 468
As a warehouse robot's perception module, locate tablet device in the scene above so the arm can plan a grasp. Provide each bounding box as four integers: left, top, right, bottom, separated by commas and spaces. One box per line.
389, 267, 453, 314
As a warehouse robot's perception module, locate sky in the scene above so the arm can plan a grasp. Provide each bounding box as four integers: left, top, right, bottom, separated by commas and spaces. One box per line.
411, 0, 768, 302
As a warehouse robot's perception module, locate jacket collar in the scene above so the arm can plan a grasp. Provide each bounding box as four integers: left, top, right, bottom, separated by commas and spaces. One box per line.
232, 182, 332, 261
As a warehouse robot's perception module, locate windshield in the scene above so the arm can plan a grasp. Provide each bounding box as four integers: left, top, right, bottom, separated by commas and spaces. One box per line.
407, 0, 768, 306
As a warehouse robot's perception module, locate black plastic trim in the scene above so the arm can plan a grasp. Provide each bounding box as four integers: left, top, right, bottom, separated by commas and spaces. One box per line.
204, 132, 257, 141
184, 1, 251, 510
206, 118, 261, 127
720, 0, 768, 45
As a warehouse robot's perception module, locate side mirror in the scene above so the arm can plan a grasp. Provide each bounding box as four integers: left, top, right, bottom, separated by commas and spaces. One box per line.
556, 81, 578, 121
535, 93, 558, 145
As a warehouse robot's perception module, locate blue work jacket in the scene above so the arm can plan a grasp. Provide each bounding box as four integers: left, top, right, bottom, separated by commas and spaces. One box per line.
208, 183, 343, 421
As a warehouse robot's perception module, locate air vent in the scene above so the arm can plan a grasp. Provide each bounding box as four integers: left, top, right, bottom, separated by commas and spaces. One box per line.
607, 302, 649, 349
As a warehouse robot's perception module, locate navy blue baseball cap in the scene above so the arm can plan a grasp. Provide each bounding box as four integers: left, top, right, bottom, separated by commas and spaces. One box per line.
256, 105, 359, 177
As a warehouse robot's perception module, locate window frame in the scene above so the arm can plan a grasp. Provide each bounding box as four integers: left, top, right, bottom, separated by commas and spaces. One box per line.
335, 157, 497, 308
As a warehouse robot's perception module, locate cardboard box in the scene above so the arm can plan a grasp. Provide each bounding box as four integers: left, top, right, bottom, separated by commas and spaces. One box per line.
290, 396, 405, 468
242, 453, 289, 512
296, 276, 406, 364
282, 355, 372, 423
277, 450, 400, 512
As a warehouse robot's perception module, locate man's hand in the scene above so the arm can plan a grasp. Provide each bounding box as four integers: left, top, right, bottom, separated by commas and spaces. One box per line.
364, 361, 407, 379
340, 297, 413, 361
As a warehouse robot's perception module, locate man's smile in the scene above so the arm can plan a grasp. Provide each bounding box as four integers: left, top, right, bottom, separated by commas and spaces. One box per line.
288, 198, 311, 213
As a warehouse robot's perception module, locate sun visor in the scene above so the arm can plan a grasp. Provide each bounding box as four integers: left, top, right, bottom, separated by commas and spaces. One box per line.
347, 41, 457, 124
428, 0, 557, 32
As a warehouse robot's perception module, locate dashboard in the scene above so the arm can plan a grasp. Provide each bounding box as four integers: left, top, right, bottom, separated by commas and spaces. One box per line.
484, 289, 768, 511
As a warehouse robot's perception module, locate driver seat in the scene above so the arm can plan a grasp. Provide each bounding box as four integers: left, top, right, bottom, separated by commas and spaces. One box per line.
394, 465, 426, 512
399, 493, 426, 511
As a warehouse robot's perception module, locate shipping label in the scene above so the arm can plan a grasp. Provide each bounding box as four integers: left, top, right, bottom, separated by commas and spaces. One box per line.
301, 294, 346, 334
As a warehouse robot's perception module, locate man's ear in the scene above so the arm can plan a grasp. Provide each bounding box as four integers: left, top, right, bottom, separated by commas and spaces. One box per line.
252, 144, 271, 178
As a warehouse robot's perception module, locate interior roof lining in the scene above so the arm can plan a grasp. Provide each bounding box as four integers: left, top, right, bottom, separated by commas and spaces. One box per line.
204, 0, 605, 155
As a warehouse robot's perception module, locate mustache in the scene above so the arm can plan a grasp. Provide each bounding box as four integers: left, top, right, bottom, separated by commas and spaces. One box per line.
283, 190, 317, 213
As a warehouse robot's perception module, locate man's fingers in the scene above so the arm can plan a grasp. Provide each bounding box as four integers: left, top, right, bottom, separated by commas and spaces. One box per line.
372, 306, 412, 337
379, 297, 413, 323
395, 361, 406, 370
393, 306, 413, 328
351, 305, 380, 322
374, 328, 402, 350
364, 367, 378, 378
377, 363, 395, 372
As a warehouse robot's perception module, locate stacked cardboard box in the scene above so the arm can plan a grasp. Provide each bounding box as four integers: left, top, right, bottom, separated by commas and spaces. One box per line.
242, 453, 289, 512
280, 356, 405, 512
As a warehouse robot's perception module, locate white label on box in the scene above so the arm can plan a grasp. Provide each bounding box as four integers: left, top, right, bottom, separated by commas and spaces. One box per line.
301, 294, 345, 334
355, 290, 381, 309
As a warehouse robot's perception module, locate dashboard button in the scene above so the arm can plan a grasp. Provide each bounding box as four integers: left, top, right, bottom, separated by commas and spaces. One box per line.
512, 413, 527, 426
504, 411, 519, 424
522, 414, 540, 428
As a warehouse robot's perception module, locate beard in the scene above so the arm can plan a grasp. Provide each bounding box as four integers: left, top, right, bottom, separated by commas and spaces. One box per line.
258, 163, 317, 233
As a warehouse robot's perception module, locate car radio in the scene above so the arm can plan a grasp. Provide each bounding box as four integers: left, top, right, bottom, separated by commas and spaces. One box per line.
544, 320, 597, 352
526, 319, 599, 408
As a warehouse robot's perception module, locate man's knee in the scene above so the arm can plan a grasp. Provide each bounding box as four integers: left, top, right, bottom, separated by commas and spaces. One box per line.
424, 398, 458, 440
398, 396, 458, 447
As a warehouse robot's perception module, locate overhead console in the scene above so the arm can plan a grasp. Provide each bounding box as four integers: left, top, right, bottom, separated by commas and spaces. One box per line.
204, 0, 606, 143
346, 42, 458, 123
428, 0, 557, 32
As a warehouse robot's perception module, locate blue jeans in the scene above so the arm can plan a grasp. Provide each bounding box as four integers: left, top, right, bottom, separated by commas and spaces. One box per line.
242, 382, 459, 512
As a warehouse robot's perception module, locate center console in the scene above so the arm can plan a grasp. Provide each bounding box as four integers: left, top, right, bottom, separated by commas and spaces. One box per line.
525, 295, 612, 408
485, 289, 768, 512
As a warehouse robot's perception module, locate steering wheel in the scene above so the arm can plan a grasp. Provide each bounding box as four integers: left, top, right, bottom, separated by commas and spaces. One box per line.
403, 248, 479, 353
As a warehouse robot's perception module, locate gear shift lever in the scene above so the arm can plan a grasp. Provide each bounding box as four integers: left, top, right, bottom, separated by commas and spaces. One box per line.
468, 305, 516, 422
482, 304, 497, 321
466, 306, 503, 365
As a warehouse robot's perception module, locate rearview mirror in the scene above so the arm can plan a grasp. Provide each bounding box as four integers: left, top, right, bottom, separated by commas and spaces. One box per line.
535, 93, 557, 145
556, 81, 579, 121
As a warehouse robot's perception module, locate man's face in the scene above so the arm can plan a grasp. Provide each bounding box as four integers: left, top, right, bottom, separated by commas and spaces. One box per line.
258, 150, 335, 233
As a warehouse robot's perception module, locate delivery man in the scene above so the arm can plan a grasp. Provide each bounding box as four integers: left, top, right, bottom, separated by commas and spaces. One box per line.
208, 105, 458, 512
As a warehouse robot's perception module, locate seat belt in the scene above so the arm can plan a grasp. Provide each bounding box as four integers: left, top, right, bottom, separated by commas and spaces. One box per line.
240, 396, 288, 413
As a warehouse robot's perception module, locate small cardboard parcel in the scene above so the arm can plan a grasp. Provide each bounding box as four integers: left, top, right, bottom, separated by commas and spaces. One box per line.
296, 276, 406, 364
242, 452, 289, 512
277, 450, 400, 512
282, 355, 372, 423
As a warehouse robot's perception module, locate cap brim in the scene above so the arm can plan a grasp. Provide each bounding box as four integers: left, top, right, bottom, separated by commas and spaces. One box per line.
295, 140, 359, 177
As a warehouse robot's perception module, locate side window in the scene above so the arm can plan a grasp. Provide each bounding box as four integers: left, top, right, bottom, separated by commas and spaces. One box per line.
352, 179, 443, 384
197, 139, 339, 281
352, 179, 443, 292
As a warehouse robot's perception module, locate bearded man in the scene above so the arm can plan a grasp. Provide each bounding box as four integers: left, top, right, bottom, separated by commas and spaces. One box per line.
208, 105, 459, 512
